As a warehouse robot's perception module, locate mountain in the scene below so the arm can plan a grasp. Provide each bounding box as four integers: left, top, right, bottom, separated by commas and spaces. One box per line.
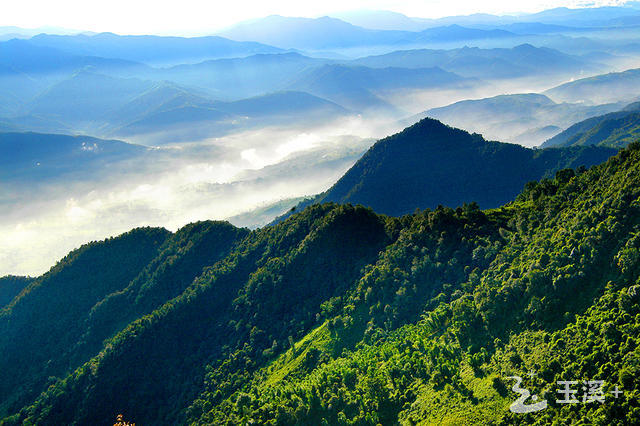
330, 10, 428, 31
218, 16, 518, 51
353, 44, 601, 79
0, 39, 150, 112
286, 64, 471, 113
159, 52, 328, 99
419, 93, 621, 146
22, 70, 155, 131
0, 132, 149, 183
542, 103, 640, 148
218, 15, 411, 50
214, 90, 347, 118
103, 82, 216, 127
409, 24, 516, 44
26, 33, 285, 66
2, 140, 640, 424
294, 118, 617, 216
545, 68, 640, 104
0, 276, 33, 308
0, 39, 148, 78
109, 91, 349, 143
520, 5, 640, 26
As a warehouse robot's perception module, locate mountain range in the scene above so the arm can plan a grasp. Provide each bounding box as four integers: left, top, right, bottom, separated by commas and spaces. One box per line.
419, 93, 622, 146
545, 67, 640, 104
26, 32, 285, 66
0, 35, 623, 143
352, 43, 601, 79
0, 131, 637, 425
5, 6, 640, 425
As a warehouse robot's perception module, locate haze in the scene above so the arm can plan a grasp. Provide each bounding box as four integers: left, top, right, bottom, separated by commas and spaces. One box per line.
2, 0, 632, 35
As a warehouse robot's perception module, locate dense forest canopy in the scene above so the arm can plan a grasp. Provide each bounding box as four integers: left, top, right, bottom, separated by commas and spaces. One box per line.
1, 141, 640, 424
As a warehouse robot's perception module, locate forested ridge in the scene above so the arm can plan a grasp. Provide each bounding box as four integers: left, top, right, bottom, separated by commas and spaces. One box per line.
2, 142, 640, 424
284, 118, 617, 217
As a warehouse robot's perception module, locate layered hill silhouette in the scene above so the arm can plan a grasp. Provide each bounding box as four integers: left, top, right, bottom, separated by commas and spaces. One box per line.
1, 139, 640, 425
286, 64, 471, 112
353, 44, 602, 80
288, 118, 617, 217
542, 102, 640, 148
27, 32, 285, 66
0, 132, 149, 182
419, 93, 620, 146
545, 67, 640, 104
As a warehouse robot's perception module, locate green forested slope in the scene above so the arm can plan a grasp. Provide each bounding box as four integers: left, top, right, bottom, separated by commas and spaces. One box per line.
0, 276, 33, 309
0, 222, 247, 421
3, 144, 640, 425
542, 111, 640, 149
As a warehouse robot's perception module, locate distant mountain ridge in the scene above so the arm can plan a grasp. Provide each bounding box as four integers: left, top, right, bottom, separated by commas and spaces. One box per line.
545, 68, 640, 104
542, 102, 640, 148
218, 15, 520, 50
418, 93, 621, 146
27, 32, 285, 66
353, 44, 601, 79
0, 132, 149, 183
286, 64, 472, 113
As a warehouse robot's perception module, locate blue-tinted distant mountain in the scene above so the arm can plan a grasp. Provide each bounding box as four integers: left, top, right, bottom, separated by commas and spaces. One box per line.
0, 39, 150, 78
215, 91, 347, 118
545, 68, 640, 104
109, 90, 349, 143
352, 6, 640, 30
0, 132, 149, 183
0, 25, 88, 41
542, 102, 640, 148
27, 33, 285, 66
218, 15, 411, 50
159, 52, 329, 99
408, 24, 516, 44
286, 64, 471, 113
413, 13, 516, 28
218, 15, 519, 51
492, 22, 579, 34
0, 39, 150, 111
330, 10, 429, 31
419, 93, 621, 146
105, 82, 215, 127
7, 66, 351, 141
520, 6, 640, 26
1, 115, 73, 135
23, 70, 155, 130
352, 44, 600, 79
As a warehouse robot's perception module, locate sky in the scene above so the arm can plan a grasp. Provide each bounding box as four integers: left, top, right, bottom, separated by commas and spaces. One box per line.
0, 0, 632, 36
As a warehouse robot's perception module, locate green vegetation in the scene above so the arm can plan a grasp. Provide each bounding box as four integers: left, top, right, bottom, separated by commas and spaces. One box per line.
287, 118, 617, 217
543, 110, 640, 149
0, 276, 33, 309
2, 141, 640, 425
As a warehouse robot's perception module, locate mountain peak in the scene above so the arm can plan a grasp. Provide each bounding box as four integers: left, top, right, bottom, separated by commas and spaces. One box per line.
309, 118, 616, 216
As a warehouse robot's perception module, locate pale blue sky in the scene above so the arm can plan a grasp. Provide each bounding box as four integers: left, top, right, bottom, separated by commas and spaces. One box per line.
1, 0, 631, 35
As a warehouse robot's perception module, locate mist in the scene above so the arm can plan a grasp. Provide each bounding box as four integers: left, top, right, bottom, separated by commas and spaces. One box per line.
0, 116, 391, 276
